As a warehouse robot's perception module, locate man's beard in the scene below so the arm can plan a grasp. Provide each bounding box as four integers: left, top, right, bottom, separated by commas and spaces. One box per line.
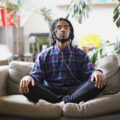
56, 36, 70, 43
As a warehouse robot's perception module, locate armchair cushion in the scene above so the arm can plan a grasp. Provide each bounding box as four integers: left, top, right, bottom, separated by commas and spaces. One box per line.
97, 54, 120, 94
0, 95, 61, 118
98, 54, 119, 78
8, 61, 34, 95
63, 92, 120, 118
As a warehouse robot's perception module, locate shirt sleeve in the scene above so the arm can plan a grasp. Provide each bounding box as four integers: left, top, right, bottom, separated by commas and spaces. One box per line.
30, 55, 45, 84
81, 52, 95, 82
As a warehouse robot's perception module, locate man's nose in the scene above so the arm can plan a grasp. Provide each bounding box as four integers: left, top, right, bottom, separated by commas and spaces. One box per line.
61, 27, 65, 32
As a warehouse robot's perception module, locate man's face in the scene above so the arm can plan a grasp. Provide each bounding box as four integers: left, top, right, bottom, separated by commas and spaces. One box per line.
55, 20, 70, 40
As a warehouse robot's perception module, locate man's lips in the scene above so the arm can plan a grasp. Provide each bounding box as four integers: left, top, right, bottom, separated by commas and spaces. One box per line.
60, 34, 66, 37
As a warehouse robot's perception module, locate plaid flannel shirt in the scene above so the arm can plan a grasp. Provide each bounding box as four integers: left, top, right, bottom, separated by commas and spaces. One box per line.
30, 45, 95, 87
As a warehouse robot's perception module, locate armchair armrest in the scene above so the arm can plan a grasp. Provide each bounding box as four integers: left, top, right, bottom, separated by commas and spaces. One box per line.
0, 66, 9, 96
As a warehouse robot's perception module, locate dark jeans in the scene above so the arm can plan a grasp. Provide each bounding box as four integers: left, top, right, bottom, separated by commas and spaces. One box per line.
23, 80, 105, 104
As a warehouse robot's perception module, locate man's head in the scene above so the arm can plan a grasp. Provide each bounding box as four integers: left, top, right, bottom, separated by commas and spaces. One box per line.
49, 18, 74, 46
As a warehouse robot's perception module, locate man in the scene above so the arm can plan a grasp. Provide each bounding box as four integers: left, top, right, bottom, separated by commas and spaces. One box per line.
19, 18, 106, 104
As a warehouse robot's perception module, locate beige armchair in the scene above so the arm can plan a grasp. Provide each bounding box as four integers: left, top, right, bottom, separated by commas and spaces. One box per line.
0, 54, 120, 120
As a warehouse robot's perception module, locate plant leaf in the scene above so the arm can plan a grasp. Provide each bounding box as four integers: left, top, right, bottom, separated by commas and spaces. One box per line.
67, 0, 91, 24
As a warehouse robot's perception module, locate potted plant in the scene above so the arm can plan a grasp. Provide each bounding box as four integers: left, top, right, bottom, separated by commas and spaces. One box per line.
0, 0, 34, 57
90, 41, 120, 66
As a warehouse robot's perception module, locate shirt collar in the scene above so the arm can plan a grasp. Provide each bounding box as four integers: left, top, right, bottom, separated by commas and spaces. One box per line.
54, 44, 71, 53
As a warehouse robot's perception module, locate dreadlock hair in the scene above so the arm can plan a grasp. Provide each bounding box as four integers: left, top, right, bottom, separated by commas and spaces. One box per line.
49, 18, 74, 46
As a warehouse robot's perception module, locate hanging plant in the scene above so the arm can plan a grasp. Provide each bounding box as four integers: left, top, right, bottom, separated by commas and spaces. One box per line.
66, 0, 92, 23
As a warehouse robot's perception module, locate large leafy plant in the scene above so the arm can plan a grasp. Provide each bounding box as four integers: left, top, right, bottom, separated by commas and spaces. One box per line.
67, 0, 120, 27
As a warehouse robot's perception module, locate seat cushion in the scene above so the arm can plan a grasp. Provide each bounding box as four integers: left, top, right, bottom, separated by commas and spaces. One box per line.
8, 61, 34, 95
97, 54, 120, 94
0, 95, 61, 118
63, 92, 120, 118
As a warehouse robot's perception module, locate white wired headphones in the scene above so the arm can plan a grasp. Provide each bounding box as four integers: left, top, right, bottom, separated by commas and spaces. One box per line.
60, 45, 81, 83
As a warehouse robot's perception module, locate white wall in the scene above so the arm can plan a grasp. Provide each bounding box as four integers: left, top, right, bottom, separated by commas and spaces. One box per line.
24, 0, 120, 52
24, 0, 70, 35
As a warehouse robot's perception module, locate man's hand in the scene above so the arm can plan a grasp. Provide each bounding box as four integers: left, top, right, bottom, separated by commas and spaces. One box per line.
19, 75, 35, 94
91, 71, 106, 88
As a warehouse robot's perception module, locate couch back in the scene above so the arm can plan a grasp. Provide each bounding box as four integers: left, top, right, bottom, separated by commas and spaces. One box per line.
7, 53, 120, 95
7, 61, 34, 95
97, 53, 120, 94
